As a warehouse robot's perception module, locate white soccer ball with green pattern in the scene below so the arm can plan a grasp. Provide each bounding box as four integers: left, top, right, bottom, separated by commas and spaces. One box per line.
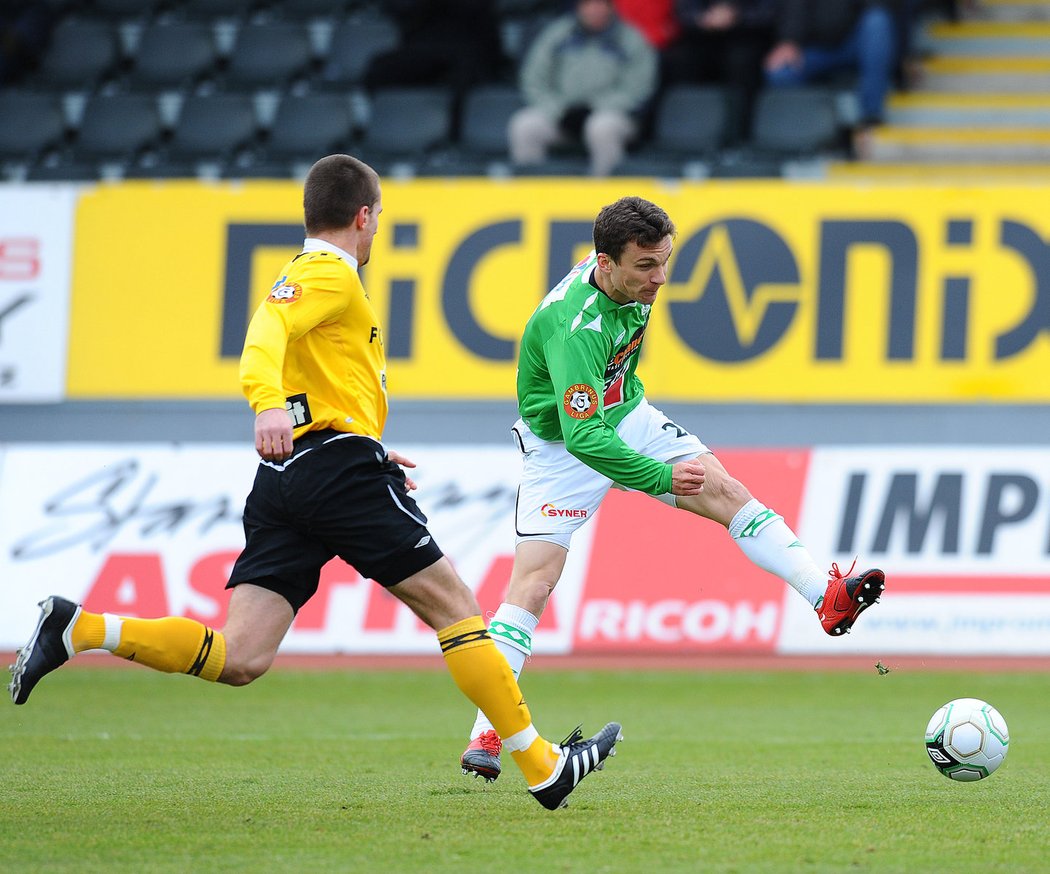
925, 698, 1009, 782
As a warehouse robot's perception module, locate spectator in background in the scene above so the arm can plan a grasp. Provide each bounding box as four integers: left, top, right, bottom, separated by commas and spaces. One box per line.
508, 0, 657, 176
663, 1, 778, 141
0, 0, 54, 85
614, 0, 681, 52
363, 0, 504, 98
764, 0, 899, 136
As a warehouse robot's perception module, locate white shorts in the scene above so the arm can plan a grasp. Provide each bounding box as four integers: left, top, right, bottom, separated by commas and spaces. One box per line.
513, 398, 709, 549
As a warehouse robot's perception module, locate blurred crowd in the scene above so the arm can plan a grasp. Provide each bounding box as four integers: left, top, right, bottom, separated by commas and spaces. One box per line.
0, 0, 969, 176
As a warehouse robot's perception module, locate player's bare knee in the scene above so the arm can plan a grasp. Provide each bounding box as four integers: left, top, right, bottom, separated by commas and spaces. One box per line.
719, 475, 752, 507
512, 573, 557, 612
219, 654, 271, 686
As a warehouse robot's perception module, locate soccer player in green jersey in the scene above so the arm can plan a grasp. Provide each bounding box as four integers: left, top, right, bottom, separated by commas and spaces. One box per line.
460, 195, 886, 781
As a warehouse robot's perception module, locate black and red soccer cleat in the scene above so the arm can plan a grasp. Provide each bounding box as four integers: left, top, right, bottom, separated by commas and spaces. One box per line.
461, 729, 503, 782
816, 562, 885, 636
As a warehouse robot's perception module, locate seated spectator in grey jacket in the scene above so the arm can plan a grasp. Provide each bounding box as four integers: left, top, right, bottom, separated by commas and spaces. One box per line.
508, 0, 657, 176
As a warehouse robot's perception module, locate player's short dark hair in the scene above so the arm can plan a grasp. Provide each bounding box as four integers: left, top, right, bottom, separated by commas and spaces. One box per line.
593, 196, 676, 263
303, 154, 380, 236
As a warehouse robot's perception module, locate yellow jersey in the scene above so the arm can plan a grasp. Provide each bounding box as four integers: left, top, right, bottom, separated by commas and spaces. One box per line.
239, 243, 387, 440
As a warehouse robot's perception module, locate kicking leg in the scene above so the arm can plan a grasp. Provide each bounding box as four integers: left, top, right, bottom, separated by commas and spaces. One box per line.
674, 454, 884, 636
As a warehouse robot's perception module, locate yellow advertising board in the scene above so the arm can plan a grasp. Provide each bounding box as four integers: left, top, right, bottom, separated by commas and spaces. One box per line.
68, 179, 1050, 401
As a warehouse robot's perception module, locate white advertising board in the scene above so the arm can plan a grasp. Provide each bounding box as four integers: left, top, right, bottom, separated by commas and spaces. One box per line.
0, 186, 76, 402
0, 442, 601, 655
1, 443, 1048, 655
780, 446, 1050, 654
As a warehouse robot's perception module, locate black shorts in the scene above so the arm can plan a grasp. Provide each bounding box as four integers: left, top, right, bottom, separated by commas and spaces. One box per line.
226, 430, 444, 612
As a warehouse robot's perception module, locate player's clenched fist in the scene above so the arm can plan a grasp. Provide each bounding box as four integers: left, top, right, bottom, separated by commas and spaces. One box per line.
255, 407, 294, 461
670, 458, 705, 496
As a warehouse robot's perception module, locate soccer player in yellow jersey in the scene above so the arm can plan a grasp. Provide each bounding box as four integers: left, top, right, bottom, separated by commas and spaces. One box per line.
8, 154, 620, 810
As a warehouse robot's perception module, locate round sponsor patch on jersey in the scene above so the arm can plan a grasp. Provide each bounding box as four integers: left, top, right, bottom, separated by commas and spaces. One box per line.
267, 282, 302, 304
563, 383, 599, 419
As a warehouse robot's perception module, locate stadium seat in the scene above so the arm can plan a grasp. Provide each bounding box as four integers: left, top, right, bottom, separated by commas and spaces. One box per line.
750, 88, 844, 156
73, 93, 164, 164
31, 19, 120, 92
316, 16, 400, 89
358, 87, 453, 174
125, 22, 219, 92
616, 85, 730, 177
26, 93, 164, 183
269, 0, 352, 18
224, 21, 315, 90
0, 92, 67, 174
178, 0, 257, 19
131, 93, 257, 177
238, 93, 355, 177
433, 83, 523, 175
460, 84, 524, 157
89, 0, 167, 20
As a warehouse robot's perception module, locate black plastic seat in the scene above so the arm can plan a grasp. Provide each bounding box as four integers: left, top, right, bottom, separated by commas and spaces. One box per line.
32, 19, 119, 91
178, 0, 257, 19
126, 22, 218, 91
617, 85, 730, 177
235, 92, 354, 176
0, 92, 66, 165
73, 93, 163, 163
269, 0, 352, 17
751, 88, 843, 155
359, 87, 453, 171
316, 16, 400, 89
90, 0, 167, 19
460, 84, 524, 157
132, 93, 256, 176
225, 22, 314, 90
432, 83, 522, 175
265, 93, 354, 160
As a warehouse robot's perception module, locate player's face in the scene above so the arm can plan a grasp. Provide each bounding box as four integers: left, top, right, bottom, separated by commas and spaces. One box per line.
600, 235, 673, 306
358, 196, 382, 266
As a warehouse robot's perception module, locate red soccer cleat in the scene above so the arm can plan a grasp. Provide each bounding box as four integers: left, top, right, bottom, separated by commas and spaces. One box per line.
817, 561, 886, 636
460, 729, 502, 782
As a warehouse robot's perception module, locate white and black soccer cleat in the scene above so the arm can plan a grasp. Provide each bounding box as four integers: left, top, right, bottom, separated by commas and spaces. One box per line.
8, 596, 80, 705
528, 722, 622, 811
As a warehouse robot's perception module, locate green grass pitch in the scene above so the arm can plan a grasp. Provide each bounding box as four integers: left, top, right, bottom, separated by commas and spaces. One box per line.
2, 664, 1048, 873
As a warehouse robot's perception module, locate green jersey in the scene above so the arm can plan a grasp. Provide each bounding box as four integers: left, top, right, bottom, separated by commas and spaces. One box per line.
517, 251, 673, 496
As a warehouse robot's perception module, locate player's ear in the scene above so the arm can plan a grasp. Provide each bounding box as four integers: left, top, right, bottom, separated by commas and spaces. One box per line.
355, 204, 370, 228
596, 252, 613, 273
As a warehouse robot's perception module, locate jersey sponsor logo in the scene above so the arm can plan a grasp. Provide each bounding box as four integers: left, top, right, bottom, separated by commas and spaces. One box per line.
603, 324, 645, 408
541, 503, 588, 518
285, 393, 312, 426
267, 280, 302, 304
563, 383, 599, 419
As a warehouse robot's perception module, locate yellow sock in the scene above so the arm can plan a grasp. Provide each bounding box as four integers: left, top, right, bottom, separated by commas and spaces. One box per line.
438, 616, 559, 786
72, 610, 226, 682
71, 611, 105, 652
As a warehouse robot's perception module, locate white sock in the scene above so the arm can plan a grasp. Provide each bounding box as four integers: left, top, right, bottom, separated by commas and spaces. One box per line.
101, 613, 123, 651
729, 499, 827, 608
469, 602, 539, 740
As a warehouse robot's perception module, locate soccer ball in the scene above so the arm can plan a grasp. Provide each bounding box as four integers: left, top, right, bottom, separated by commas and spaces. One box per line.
924, 698, 1009, 782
